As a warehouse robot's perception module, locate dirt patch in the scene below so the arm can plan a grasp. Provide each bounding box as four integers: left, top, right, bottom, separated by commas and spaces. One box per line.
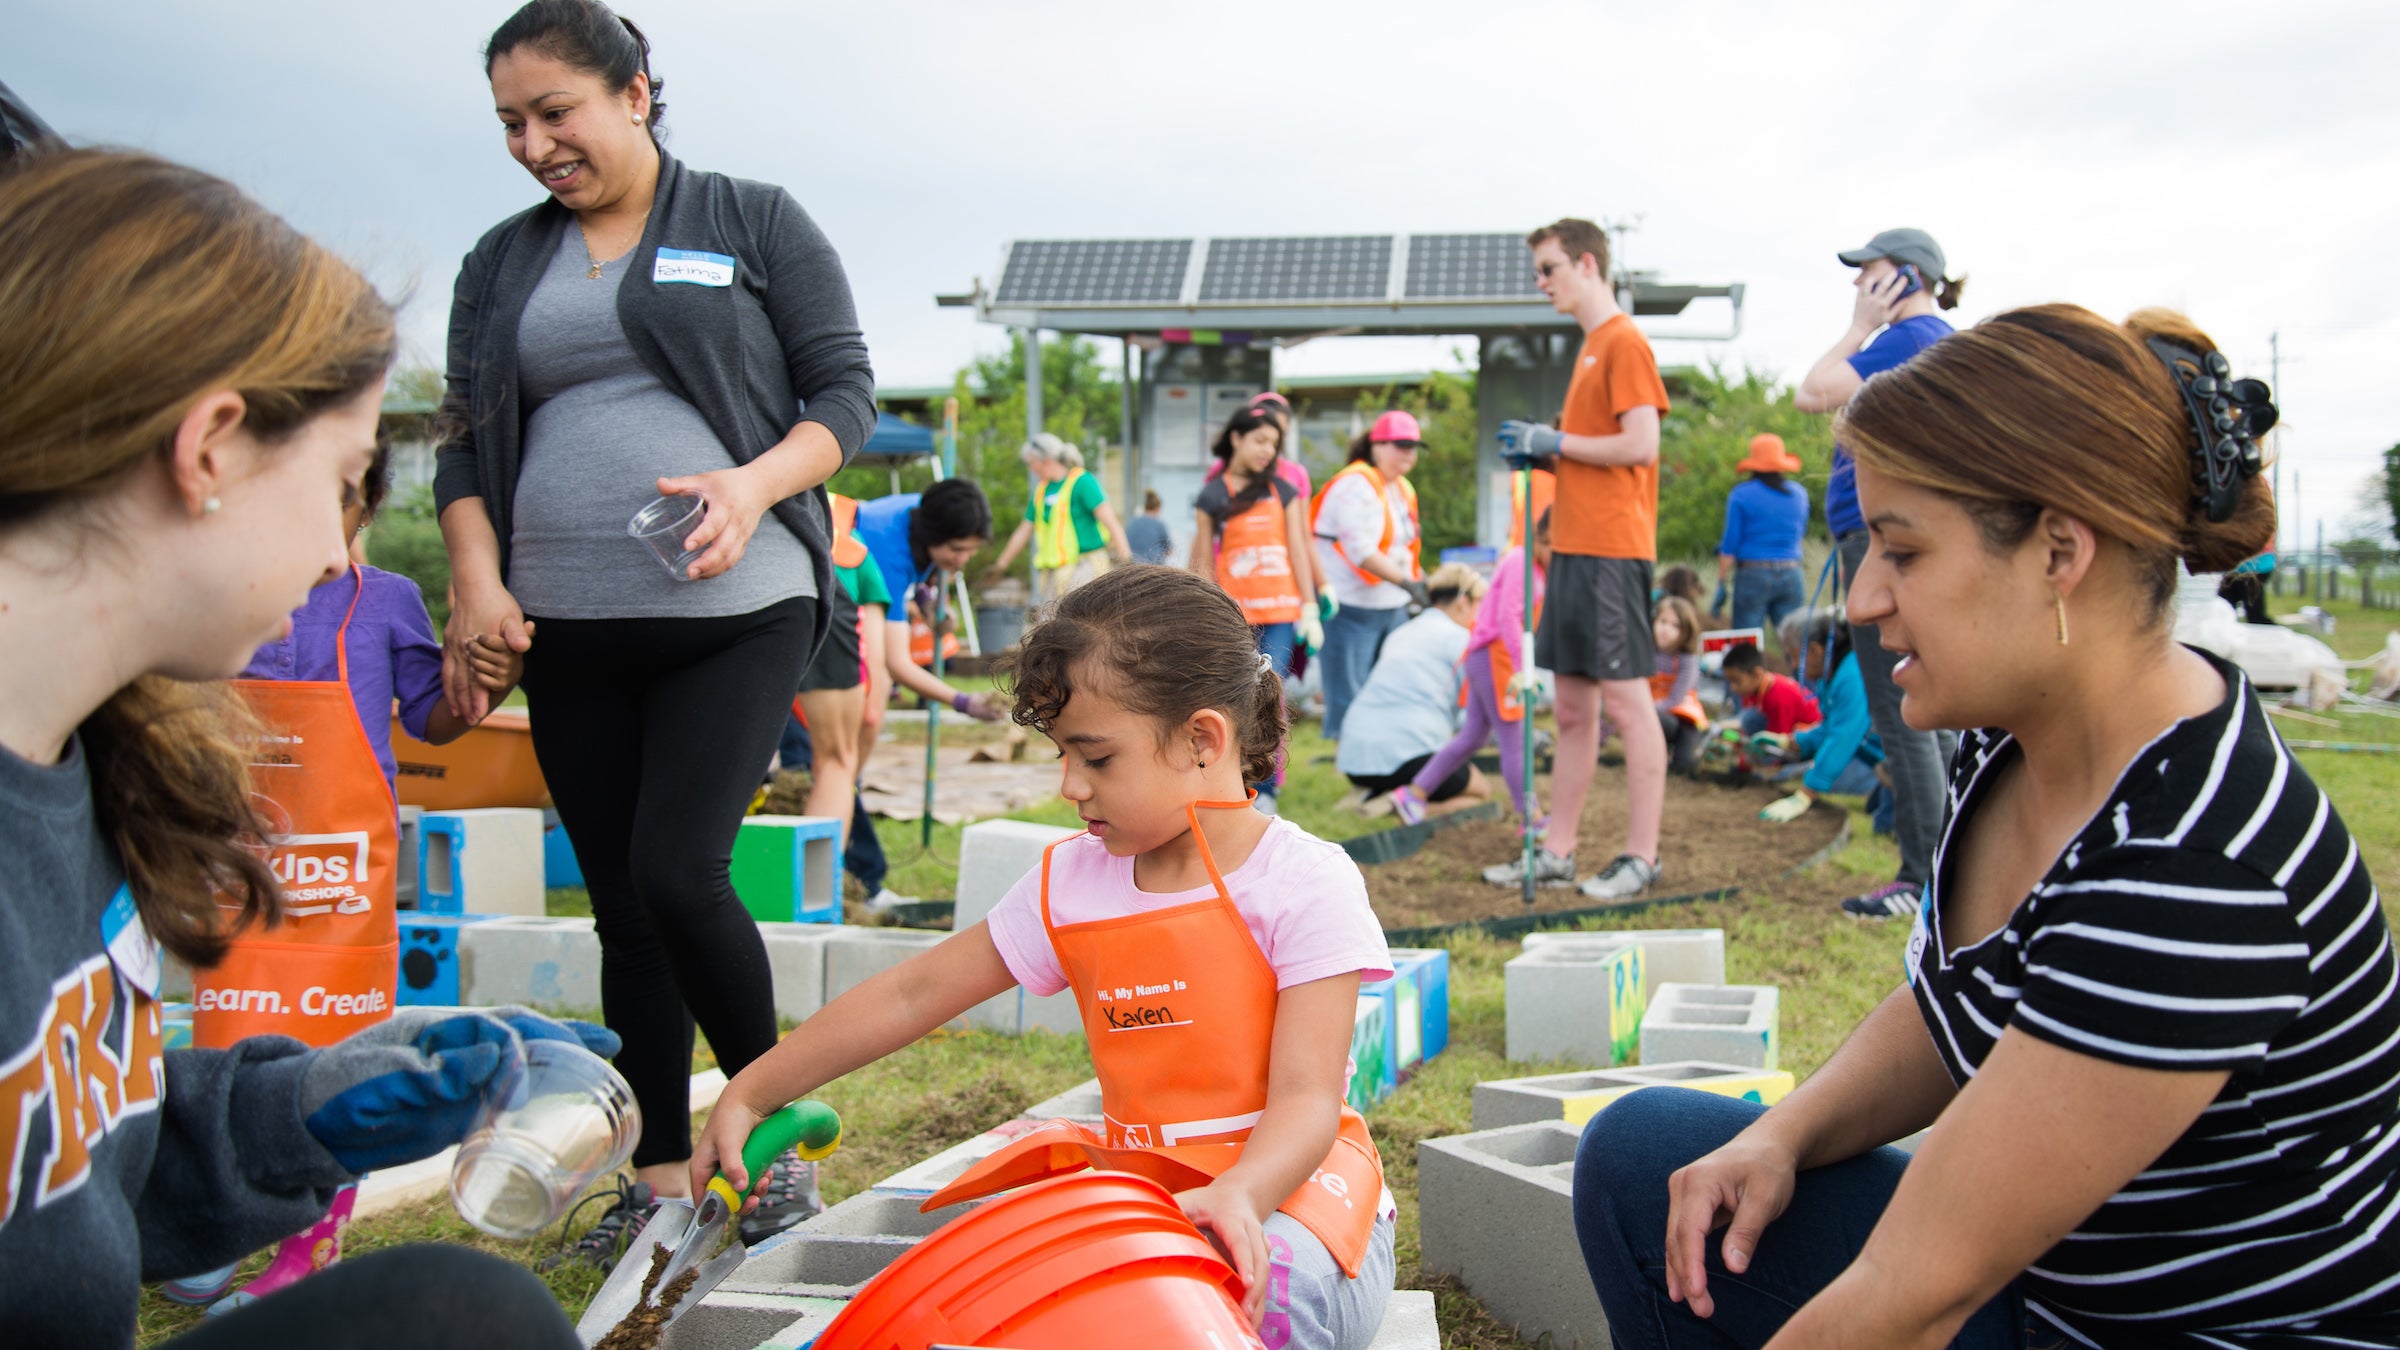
590, 1243, 695, 1350
1364, 767, 1845, 929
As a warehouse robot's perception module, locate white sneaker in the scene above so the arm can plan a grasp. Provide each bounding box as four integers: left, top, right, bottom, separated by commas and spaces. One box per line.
864, 887, 916, 911
1579, 853, 1660, 902
1482, 849, 1577, 889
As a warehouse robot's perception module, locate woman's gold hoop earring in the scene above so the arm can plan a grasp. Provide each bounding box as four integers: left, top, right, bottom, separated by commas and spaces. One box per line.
2054, 591, 2070, 647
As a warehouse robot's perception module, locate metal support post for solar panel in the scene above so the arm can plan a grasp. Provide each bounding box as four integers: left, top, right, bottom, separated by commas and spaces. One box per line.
1119, 339, 1136, 504
1022, 326, 1043, 440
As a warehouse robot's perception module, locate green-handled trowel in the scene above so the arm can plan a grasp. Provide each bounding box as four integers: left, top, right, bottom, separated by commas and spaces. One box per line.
576, 1102, 842, 1348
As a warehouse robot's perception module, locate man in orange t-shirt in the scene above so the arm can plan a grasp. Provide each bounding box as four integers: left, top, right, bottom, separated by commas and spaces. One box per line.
1488, 217, 1672, 902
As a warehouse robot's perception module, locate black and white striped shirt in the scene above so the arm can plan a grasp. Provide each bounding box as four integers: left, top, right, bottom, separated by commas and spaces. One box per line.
1911, 653, 2400, 1347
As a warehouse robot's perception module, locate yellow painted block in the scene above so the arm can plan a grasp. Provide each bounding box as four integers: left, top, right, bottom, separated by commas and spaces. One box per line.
1558, 1069, 1796, 1126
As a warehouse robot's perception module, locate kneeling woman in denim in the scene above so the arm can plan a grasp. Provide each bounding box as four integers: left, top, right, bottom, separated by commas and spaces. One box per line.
1573, 305, 2400, 1348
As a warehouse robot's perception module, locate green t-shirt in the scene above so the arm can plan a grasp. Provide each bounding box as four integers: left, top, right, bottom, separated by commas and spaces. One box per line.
836, 557, 892, 609
1021, 473, 1108, 554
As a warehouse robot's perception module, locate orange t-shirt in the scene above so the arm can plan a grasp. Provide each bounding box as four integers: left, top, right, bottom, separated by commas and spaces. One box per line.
1551, 314, 1671, 559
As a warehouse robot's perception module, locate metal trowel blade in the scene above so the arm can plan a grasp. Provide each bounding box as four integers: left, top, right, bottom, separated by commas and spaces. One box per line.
655, 1191, 750, 1326
575, 1197, 697, 1347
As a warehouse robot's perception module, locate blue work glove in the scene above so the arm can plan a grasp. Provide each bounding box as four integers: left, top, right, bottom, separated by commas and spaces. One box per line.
1710, 582, 1729, 618
298, 1007, 619, 1174
1497, 419, 1563, 469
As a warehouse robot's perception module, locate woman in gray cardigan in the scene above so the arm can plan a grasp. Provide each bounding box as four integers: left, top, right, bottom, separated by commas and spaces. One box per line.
434, 0, 874, 1264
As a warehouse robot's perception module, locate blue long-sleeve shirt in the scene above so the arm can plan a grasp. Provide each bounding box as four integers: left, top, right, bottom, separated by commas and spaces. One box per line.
1716, 478, 1809, 562
1792, 651, 1882, 794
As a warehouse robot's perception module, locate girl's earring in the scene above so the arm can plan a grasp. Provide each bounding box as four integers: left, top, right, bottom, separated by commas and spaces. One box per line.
2054, 591, 2069, 647
202, 497, 221, 516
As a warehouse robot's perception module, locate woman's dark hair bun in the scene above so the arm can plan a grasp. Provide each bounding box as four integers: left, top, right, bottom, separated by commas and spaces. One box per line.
485, 1, 666, 140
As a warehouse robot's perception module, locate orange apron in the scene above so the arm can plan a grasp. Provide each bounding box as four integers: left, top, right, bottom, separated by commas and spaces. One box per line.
1214, 491, 1303, 626
1649, 668, 1707, 729
1308, 462, 1419, 589
829, 492, 870, 569
194, 568, 399, 1049
1504, 468, 1556, 552
924, 802, 1385, 1277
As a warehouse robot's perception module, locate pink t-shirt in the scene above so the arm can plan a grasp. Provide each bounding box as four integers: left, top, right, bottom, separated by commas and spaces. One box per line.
1467, 548, 1545, 668
985, 819, 1393, 997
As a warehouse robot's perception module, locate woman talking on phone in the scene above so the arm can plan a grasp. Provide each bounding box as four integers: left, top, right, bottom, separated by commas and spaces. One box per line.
1792, 228, 1963, 922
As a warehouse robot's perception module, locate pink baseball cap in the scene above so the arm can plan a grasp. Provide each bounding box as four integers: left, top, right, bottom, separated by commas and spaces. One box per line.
1368, 410, 1423, 444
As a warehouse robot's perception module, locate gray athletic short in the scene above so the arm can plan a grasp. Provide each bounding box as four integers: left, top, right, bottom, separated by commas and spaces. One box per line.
1536, 554, 1656, 682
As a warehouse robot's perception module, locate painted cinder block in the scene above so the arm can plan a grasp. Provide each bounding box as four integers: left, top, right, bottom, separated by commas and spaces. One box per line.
418, 807, 546, 917
1525, 927, 1725, 1003
161, 1001, 194, 1050
457, 915, 600, 1011
1388, 947, 1452, 1063
732, 815, 843, 924
541, 808, 582, 890
823, 927, 949, 1003
952, 819, 1078, 931
1360, 973, 1412, 1083
1641, 982, 1780, 1071
1349, 995, 1393, 1109
1419, 1121, 1606, 1348
397, 805, 422, 909
1472, 1061, 1798, 1131
1505, 941, 1646, 1066
395, 913, 496, 1007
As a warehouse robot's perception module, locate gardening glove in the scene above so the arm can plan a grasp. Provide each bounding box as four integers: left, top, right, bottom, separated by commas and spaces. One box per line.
1296, 606, 1324, 655
298, 1007, 619, 1174
1316, 586, 1340, 624
1400, 578, 1432, 610
1759, 792, 1811, 824
1747, 730, 1794, 756
1710, 583, 1729, 619
1497, 420, 1562, 469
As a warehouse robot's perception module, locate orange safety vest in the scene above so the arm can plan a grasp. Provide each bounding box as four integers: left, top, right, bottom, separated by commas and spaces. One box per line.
1650, 667, 1707, 729
1309, 461, 1420, 589
1505, 469, 1557, 552
194, 568, 398, 1049
829, 492, 869, 569
1212, 487, 1303, 627
924, 802, 1386, 1277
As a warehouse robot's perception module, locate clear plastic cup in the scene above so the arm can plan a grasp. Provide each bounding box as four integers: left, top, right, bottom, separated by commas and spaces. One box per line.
449, 1039, 642, 1239
628, 494, 707, 581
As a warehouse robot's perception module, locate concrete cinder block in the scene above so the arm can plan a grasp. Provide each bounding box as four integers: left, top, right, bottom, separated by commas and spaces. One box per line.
1472, 1061, 1797, 1131
1349, 995, 1392, 1109
756, 921, 835, 1022
1419, 1121, 1606, 1348
725, 1188, 981, 1295
659, 1289, 845, 1350
732, 815, 843, 924
1525, 927, 1725, 1003
1369, 1290, 1442, 1350
1388, 947, 1452, 1063
1641, 982, 1779, 1071
1505, 942, 1645, 1066
458, 915, 600, 1011
418, 807, 546, 917
1020, 1077, 1105, 1124
397, 805, 423, 908
824, 927, 949, 1002
953, 819, 1078, 931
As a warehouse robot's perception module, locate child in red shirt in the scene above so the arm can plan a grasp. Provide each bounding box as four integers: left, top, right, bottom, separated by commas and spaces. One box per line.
1720, 643, 1821, 735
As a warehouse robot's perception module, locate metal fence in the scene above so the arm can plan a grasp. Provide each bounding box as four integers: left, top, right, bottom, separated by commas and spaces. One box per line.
2270, 550, 2400, 611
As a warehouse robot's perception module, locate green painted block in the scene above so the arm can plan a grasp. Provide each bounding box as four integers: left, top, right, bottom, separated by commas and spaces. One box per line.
1347, 996, 1391, 1111
731, 815, 843, 924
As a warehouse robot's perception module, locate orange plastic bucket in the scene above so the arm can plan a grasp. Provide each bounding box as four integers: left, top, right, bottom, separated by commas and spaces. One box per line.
391, 707, 549, 810
813, 1171, 1264, 1350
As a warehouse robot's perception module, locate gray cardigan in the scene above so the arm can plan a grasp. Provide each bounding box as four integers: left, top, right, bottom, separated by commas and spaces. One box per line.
434, 147, 876, 655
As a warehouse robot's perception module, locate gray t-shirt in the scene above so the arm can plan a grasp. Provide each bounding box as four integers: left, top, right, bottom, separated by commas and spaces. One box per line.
510, 236, 813, 618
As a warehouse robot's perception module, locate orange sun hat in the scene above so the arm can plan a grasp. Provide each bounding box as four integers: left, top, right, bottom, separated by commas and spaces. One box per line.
1735, 433, 1802, 475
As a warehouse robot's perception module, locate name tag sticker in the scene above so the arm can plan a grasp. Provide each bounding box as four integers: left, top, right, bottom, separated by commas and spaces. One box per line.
654, 248, 736, 287
102, 883, 162, 999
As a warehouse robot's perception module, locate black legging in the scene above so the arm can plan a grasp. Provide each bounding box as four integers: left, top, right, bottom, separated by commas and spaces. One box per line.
521, 595, 814, 1167
165, 1245, 577, 1348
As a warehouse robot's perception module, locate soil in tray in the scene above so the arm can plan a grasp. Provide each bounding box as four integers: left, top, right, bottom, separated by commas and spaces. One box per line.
1362, 766, 1847, 929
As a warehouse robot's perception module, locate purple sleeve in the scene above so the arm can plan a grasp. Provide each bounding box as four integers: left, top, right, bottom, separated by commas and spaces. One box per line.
1491, 552, 1529, 668
382, 576, 446, 741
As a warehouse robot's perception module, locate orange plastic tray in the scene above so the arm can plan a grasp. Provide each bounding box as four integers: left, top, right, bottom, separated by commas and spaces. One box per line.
391, 707, 549, 810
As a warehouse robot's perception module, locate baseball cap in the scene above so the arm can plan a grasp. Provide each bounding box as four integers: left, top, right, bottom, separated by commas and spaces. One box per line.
1837, 228, 1946, 281
1248, 390, 1291, 411
1368, 410, 1422, 444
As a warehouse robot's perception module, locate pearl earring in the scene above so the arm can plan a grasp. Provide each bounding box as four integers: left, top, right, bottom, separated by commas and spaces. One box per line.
203, 497, 221, 515
634, 115, 644, 125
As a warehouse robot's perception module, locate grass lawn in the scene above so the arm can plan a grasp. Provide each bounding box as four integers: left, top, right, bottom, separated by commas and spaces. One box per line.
139, 600, 2400, 1347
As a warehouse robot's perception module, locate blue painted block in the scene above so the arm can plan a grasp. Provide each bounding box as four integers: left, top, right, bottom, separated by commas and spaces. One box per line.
1359, 976, 1404, 1095
397, 913, 496, 1006
1390, 947, 1452, 1062
161, 1001, 194, 1050
543, 815, 583, 890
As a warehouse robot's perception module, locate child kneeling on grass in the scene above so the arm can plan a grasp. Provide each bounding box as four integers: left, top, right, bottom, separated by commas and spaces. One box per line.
693, 565, 1398, 1349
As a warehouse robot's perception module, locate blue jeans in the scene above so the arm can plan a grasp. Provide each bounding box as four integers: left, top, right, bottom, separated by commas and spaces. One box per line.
1574, 1090, 2028, 1349
1320, 604, 1409, 740
1254, 621, 1297, 678
1729, 566, 1805, 644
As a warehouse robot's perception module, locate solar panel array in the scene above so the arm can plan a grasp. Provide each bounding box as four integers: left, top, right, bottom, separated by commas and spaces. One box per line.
992, 239, 1190, 306
1404, 234, 1545, 301
1198, 236, 1391, 303
991, 234, 1556, 307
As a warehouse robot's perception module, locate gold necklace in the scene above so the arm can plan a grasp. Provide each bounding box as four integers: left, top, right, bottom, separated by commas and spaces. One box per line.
577, 221, 607, 280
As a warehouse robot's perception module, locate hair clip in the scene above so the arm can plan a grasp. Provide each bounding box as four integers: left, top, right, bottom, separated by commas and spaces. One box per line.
1257, 651, 1275, 676
2146, 338, 2276, 524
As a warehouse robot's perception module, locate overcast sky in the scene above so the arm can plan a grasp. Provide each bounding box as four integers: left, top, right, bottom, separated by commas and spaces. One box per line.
17, 0, 2397, 545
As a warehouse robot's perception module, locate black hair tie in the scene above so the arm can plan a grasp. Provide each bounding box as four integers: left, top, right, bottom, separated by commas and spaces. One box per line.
2146, 337, 2276, 524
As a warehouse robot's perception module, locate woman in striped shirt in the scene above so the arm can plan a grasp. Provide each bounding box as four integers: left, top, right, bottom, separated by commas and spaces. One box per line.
1573, 304, 2400, 1348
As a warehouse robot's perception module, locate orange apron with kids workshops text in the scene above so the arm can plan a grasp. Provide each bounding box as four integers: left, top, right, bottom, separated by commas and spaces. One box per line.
1214, 491, 1303, 626
1649, 668, 1707, 730
923, 802, 1384, 1276
193, 567, 398, 1049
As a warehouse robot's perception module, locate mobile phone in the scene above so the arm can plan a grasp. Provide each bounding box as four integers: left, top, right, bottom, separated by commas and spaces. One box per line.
1892, 262, 1924, 299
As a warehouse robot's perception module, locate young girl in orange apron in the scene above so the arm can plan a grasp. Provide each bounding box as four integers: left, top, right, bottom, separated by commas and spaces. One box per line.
691, 566, 1397, 1349
1388, 510, 1550, 828
180, 452, 507, 1310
